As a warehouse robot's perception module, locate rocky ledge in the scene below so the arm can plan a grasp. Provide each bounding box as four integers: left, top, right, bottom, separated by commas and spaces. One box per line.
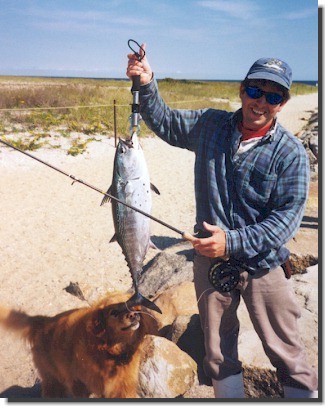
296, 109, 318, 179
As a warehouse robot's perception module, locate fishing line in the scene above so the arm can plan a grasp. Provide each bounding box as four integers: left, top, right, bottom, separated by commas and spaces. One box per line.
0, 138, 195, 241
196, 287, 215, 306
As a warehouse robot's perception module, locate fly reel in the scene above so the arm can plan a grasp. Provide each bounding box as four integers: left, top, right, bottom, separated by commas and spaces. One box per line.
208, 261, 240, 292
208, 259, 256, 292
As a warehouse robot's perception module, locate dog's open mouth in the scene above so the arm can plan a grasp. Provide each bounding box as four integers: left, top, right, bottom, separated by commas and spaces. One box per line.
121, 320, 140, 331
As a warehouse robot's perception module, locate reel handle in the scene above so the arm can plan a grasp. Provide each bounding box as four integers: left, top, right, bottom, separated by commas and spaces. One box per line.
182, 231, 197, 242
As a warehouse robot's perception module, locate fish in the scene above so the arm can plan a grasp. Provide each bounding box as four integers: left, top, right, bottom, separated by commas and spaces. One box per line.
101, 133, 161, 314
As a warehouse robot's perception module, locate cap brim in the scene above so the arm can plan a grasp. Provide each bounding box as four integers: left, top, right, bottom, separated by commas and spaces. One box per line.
246, 72, 290, 89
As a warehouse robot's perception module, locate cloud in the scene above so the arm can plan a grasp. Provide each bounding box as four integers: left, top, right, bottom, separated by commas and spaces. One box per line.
197, 0, 259, 19
284, 8, 316, 20
23, 7, 152, 33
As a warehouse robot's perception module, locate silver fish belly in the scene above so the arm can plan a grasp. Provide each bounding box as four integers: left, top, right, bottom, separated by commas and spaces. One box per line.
102, 134, 161, 313
112, 171, 152, 280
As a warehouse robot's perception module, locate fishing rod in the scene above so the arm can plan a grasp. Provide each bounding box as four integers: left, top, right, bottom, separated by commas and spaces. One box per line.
0, 138, 196, 242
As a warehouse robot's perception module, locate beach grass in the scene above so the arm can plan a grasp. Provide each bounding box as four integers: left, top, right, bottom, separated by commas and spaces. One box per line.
0, 76, 317, 153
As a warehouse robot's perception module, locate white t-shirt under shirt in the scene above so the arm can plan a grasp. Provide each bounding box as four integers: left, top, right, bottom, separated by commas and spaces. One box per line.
234, 126, 262, 156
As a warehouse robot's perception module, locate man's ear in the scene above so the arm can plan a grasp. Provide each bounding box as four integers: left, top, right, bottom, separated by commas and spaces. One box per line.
239, 83, 245, 99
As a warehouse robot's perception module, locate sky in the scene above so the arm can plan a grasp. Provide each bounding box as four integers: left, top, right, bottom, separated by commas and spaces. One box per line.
0, 0, 320, 81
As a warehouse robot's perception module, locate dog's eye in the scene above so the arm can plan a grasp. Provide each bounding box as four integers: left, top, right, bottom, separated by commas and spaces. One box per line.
110, 310, 119, 318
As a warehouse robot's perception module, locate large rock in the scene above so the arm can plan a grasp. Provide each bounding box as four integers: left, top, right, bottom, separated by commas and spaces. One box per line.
138, 335, 197, 398
139, 250, 194, 297
309, 135, 318, 159
168, 314, 210, 386
152, 282, 208, 384
152, 281, 198, 333
296, 110, 318, 179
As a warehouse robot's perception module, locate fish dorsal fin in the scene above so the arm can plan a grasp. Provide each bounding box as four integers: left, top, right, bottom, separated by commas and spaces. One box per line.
100, 186, 112, 206
150, 183, 160, 195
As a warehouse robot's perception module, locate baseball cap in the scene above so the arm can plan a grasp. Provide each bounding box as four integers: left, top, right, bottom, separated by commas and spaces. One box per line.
245, 57, 292, 89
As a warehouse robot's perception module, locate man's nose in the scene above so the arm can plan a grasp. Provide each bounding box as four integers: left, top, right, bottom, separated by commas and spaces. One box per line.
256, 94, 268, 105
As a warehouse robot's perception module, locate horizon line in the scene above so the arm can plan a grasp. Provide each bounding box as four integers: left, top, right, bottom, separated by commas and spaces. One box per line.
0, 74, 318, 84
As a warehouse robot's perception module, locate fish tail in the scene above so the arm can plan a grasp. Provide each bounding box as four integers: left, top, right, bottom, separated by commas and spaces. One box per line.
126, 292, 162, 314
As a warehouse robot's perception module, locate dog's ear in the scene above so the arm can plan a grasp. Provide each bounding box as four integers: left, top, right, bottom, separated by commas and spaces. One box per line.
91, 308, 107, 337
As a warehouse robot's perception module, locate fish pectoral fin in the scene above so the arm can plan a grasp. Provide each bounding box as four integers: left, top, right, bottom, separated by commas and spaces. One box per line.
150, 183, 160, 195
100, 186, 112, 206
149, 239, 159, 250
109, 234, 118, 243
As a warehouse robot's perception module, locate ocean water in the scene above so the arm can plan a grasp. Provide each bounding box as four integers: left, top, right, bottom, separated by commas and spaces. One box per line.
295, 80, 318, 86
188, 79, 318, 87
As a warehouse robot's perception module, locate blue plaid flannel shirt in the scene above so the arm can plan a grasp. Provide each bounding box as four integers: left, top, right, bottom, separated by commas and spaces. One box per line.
139, 79, 310, 271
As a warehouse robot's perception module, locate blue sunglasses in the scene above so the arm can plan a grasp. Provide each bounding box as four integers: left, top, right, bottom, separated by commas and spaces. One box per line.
244, 86, 284, 105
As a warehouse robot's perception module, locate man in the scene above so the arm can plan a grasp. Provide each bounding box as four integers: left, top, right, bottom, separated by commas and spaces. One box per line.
127, 45, 318, 399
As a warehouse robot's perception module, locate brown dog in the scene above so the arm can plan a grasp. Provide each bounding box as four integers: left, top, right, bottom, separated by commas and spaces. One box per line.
0, 292, 157, 398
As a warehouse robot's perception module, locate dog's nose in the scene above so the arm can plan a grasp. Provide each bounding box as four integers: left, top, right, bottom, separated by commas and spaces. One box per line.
127, 312, 139, 321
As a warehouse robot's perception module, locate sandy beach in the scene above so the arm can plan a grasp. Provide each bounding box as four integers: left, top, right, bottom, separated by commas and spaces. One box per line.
0, 91, 318, 395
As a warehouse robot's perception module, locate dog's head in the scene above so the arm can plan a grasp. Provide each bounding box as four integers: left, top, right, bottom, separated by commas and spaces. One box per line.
89, 292, 157, 357
92, 305, 142, 338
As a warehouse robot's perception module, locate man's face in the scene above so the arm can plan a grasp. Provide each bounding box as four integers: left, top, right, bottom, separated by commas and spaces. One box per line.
240, 80, 287, 130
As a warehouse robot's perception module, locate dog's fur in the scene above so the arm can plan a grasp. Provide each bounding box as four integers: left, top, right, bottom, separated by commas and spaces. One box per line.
0, 292, 157, 398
